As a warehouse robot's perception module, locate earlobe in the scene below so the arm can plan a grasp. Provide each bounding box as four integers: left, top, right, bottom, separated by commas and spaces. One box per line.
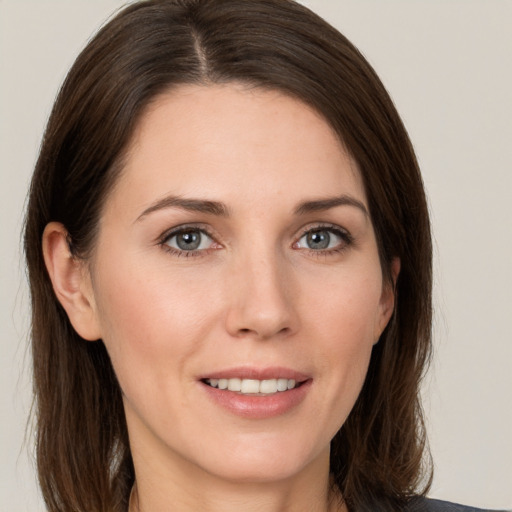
42, 222, 102, 341
374, 257, 401, 342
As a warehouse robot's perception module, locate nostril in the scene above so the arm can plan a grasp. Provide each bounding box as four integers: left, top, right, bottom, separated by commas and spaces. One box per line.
226, 296, 296, 340
235, 325, 292, 339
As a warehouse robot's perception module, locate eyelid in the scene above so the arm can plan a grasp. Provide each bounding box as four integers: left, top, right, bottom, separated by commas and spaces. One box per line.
157, 223, 221, 256
156, 221, 353, 257
157, 223, 214, 243
296, 222, 351, 239
294, 222, 354, 252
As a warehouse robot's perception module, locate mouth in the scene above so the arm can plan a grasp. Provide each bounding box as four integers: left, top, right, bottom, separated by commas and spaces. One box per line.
199, 367, 311, 418
202, 377, 303, 395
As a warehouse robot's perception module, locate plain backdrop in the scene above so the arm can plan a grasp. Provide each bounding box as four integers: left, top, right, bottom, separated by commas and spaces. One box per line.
1, 1, 511, 510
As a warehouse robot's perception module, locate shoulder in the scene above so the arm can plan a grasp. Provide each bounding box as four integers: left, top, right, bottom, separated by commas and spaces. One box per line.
409, 497, 508, 512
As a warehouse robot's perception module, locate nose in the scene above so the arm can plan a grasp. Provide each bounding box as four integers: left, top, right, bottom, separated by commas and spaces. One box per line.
224, 250, 298, 340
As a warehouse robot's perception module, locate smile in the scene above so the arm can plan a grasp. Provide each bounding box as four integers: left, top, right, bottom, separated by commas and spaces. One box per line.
199, 367, 311, 418
204, 378, 298, 395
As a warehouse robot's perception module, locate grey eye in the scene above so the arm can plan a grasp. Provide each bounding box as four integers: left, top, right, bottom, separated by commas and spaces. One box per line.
296, 228, 346, 251
166, 230, 213, 251
305, 230, 331, 250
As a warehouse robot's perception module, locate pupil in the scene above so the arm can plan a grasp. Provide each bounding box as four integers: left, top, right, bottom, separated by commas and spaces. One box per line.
307, 231, 330, 250
177, 231, 201, 250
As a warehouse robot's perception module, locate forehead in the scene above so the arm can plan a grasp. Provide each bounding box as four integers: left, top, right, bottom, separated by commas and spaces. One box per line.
112, 83, 366, 217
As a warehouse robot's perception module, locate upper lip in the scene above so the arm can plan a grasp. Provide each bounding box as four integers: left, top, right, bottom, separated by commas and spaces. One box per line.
199, 366, 310, 382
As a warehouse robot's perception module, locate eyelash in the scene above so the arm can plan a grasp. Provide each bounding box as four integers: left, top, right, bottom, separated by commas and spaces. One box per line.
158, 224, 218, 258
295, 223, 354, 257
157, 223, 353, 258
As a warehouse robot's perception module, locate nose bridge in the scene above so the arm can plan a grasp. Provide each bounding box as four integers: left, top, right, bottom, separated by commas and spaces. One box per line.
225, 242, 296, 339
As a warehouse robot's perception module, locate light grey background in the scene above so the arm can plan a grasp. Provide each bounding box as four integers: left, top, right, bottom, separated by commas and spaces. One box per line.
1, 1, 511, 510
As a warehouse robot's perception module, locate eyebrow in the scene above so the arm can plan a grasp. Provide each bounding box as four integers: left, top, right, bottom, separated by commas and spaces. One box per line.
136, 193, 368, 221
136, 195, 229, 221
294, 195, 369, 217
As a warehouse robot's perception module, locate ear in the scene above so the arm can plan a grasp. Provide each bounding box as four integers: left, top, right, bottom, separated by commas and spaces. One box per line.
374, 257, 400, 342
42, 222, 102, 341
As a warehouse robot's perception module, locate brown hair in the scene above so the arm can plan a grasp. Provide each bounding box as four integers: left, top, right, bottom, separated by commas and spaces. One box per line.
24, 1, 433, 510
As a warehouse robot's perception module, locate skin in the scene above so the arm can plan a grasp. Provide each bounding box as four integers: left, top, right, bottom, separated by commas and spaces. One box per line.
43, 84, 398, 512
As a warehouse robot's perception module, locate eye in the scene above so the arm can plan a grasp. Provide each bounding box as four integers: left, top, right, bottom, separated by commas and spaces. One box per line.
163, 228, 216, 253
295, 226, 351, 252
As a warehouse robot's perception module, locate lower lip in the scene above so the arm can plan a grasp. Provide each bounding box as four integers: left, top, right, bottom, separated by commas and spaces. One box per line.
201, 380, 312, 419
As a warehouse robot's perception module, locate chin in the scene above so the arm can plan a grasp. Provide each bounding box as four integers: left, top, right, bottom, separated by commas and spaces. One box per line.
188, 432, 329, 485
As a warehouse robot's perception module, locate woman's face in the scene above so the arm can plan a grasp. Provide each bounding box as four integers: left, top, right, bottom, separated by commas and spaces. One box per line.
83, 84, 395, 484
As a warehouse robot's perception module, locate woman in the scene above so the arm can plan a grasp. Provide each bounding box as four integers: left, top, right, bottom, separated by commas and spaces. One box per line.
23, 1, 494, 511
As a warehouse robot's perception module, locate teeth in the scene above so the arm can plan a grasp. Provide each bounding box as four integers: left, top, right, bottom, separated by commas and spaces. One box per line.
227, 378, 241, 392
277, 378, 288, 391
206, 377, 297, 395
260, 379, 277, 394
240, 379, 260, 394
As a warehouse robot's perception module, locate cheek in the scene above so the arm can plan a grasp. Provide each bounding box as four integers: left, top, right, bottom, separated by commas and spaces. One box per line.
303, 268, 382, 410
91, 257, 219, 392
308, 266, 384, 344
